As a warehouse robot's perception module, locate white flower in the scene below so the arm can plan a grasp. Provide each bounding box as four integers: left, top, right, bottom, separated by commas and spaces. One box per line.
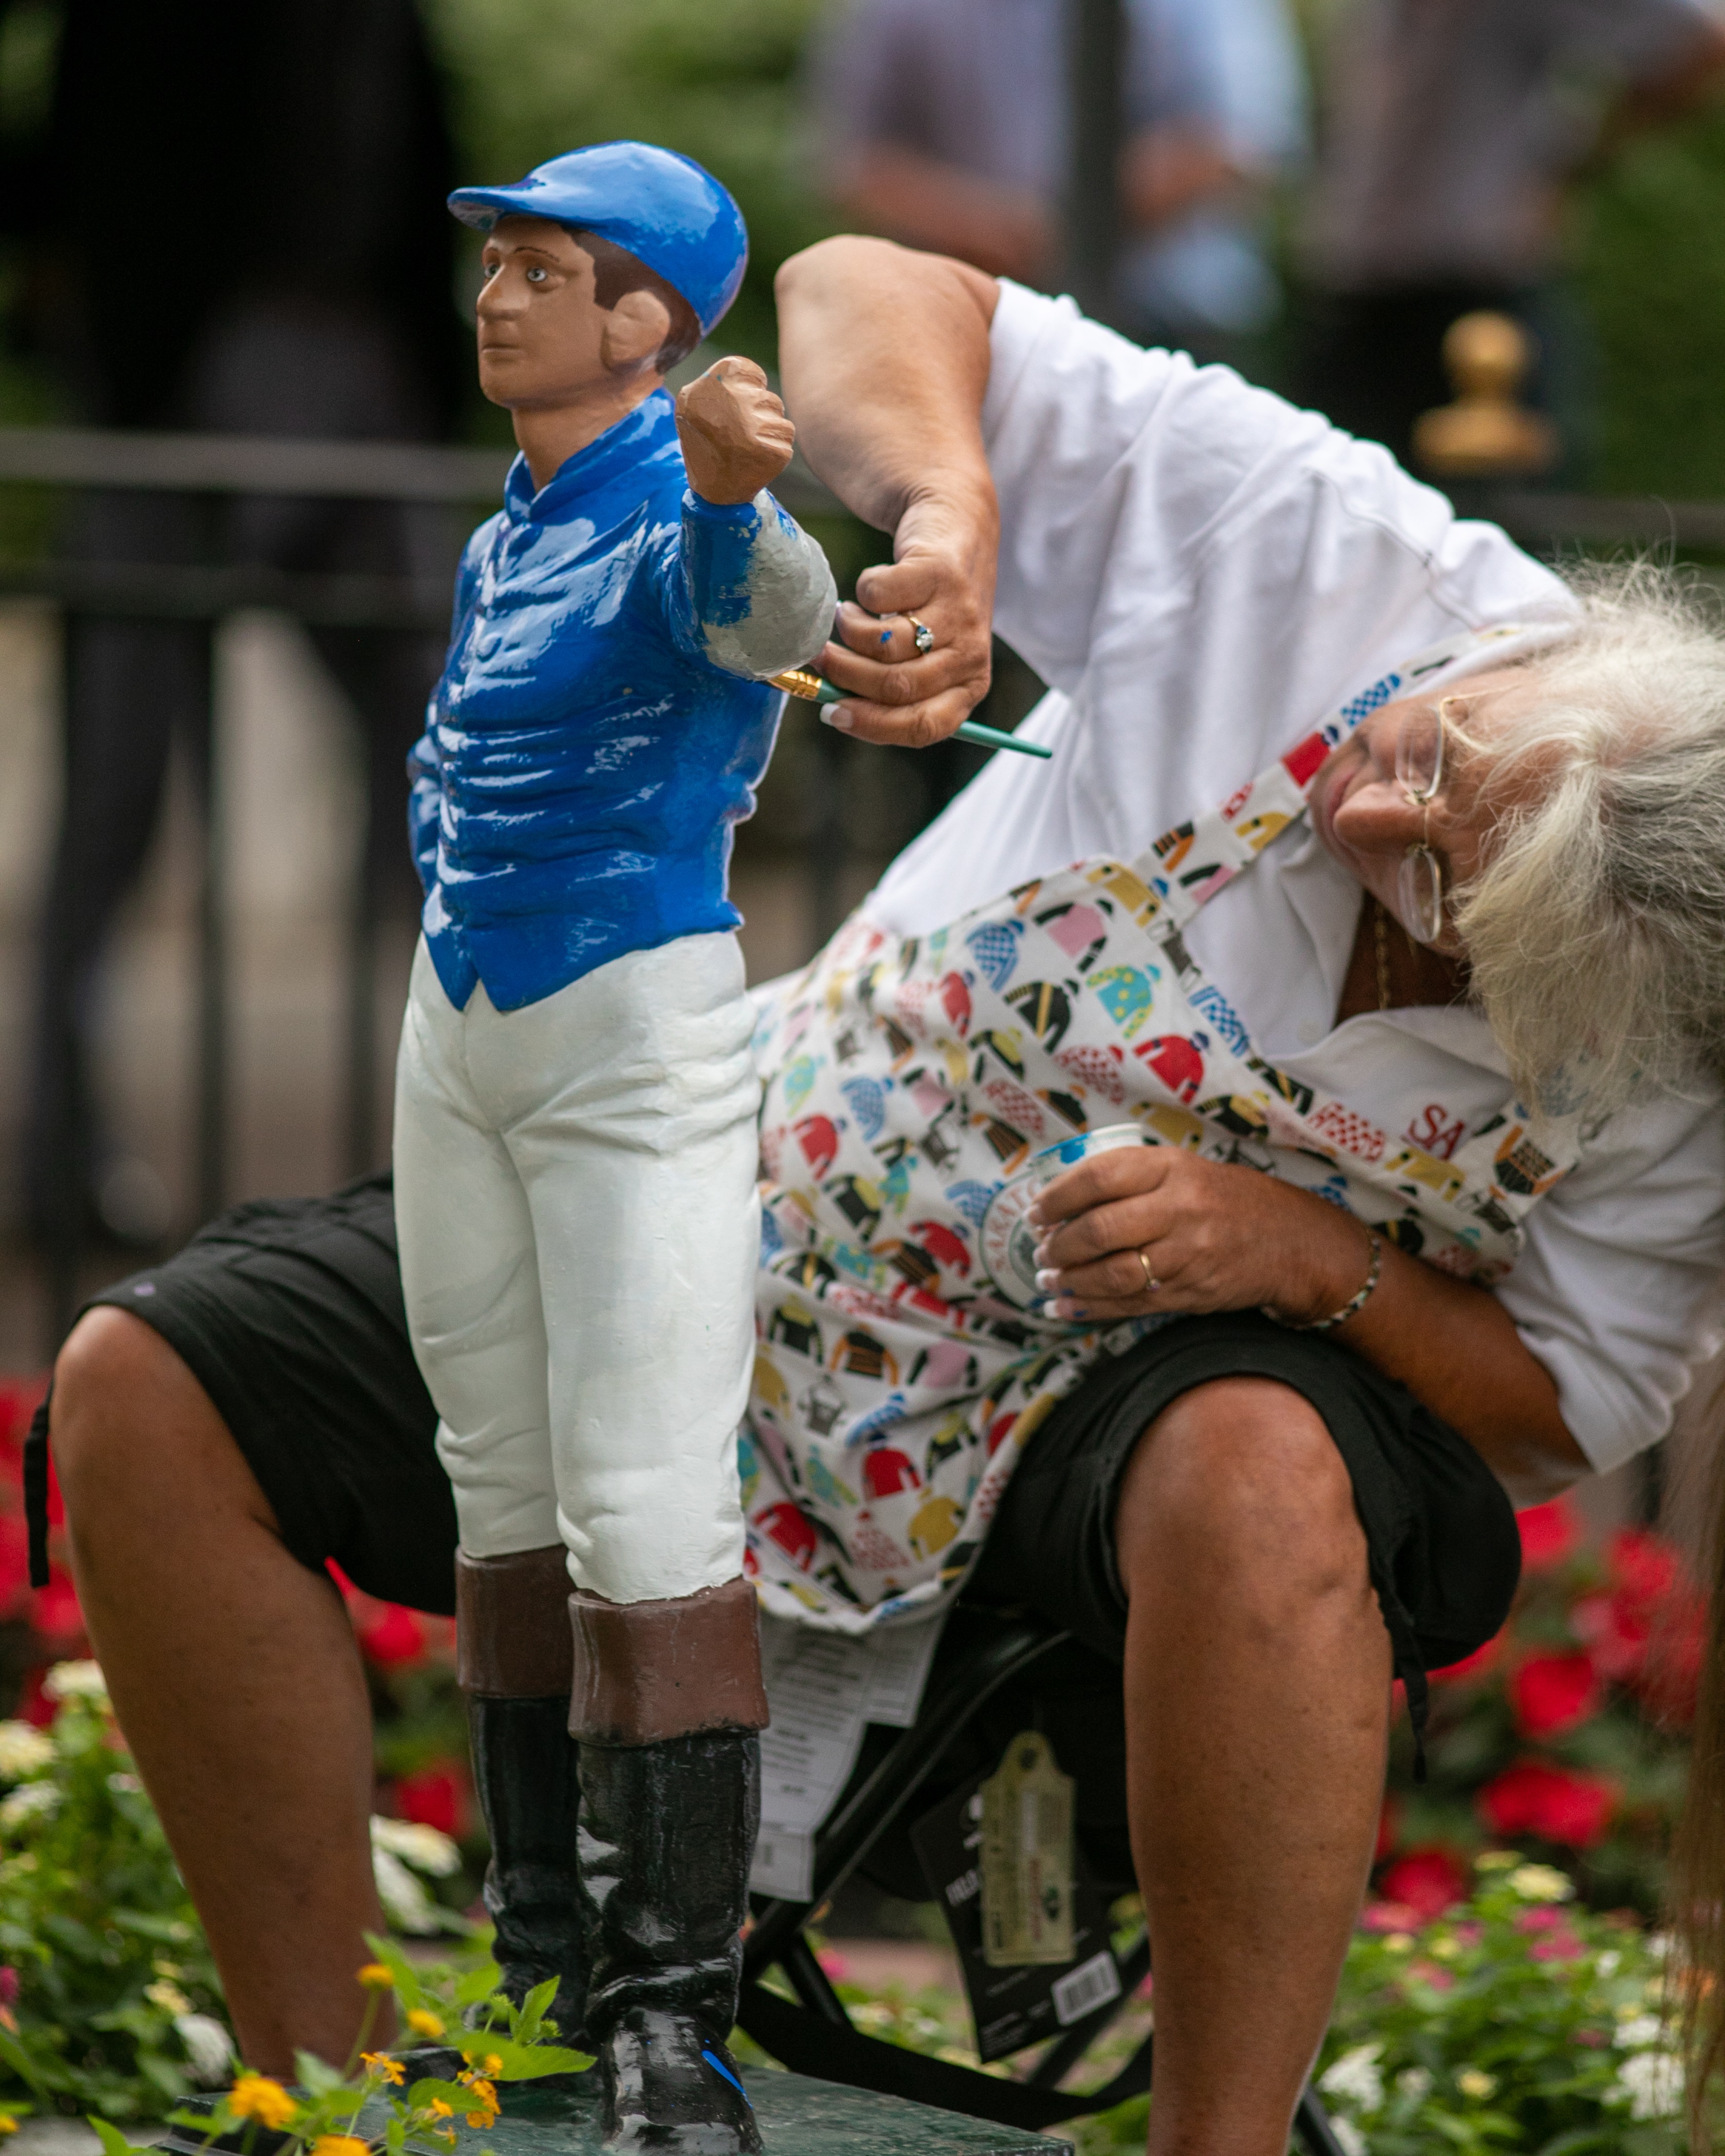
107, 1772, 142, 1796
0, 1780, 61, 1830
370, 1815, 461, 1877
372, 1845, 443, 1935
1330, 2116, 1368, 2156
1456, 2068, 1498, 2101
1595, 1950, 1621, 1978
1613, 2049, 1683, 2122
1614, 2015, 1663, 2050
43, 1661, 107, 1703
174, 2013, 234, 2087
1395, 2067, 1433, 2101
1507, 1863, 1573, 1903
145, 1979, 193, 2015
1319, 2044, 1385, 2113
0, 1722, 54, 1779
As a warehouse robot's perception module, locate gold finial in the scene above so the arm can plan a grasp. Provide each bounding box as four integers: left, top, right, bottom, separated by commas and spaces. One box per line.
1411, 312, 1558, 480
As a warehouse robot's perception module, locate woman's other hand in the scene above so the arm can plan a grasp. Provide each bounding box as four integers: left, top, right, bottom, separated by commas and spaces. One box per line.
1026, 1147, 1375, 1326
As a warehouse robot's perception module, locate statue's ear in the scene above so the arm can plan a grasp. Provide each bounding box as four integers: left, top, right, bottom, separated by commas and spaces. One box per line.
601, 287, 675, 376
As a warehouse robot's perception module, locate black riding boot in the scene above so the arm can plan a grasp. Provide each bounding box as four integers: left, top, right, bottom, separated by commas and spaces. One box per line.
570, 1580, 770, 2153
456, 1548, 589, 2043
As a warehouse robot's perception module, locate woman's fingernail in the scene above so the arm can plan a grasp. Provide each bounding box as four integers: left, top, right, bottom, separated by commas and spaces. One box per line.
1034, 1267, 1061, 1291
820, 706, 855, 733
1050, 1298, 1084, 1320
1025, 1202, 1046, 1225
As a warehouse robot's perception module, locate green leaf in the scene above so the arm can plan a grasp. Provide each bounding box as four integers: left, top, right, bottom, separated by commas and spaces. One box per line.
0, 2022, 61, 2093
407, 2078, 473, 2109
88, 2118, 137, 2156
452, 1961, 504, 2009
293, 2050, 349, 2098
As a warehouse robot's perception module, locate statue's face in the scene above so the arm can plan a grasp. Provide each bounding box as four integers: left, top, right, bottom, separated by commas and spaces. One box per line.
475, 215, 669, 410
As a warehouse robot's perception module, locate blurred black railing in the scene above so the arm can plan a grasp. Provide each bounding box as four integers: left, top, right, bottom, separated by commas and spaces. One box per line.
0, 419, 1717, 1356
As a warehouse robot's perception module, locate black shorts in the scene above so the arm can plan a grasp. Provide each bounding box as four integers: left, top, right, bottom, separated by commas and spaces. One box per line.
46, 1182, 1519, 1712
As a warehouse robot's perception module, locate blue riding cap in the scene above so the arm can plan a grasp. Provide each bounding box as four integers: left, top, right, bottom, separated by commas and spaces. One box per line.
448, 140, 747, 337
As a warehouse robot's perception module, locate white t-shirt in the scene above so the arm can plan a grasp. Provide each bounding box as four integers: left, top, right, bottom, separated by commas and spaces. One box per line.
862, 280, 1725, 1476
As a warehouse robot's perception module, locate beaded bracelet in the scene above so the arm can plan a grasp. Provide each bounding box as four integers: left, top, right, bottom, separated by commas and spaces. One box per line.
1265, 1224, 1384, 1334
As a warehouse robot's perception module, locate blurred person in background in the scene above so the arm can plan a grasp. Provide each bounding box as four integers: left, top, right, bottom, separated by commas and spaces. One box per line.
1294, 0, 1725, 469
6, 0, 463, 1247
804, 0, 1307, 365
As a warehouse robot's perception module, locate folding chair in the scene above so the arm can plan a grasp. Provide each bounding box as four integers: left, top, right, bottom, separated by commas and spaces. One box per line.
738, 1609, 1351, 2154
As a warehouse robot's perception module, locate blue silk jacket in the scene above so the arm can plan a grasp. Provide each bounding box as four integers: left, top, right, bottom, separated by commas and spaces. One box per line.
409, 390, 805, 1013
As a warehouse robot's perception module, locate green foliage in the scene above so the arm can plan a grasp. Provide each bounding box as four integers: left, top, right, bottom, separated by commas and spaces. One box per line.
423, 0, 840, 361
160, 1937, 588, 2156
0, 1668, 228, 2121
1311, 1858, 1689, 2156
1577, 107, 1725, 498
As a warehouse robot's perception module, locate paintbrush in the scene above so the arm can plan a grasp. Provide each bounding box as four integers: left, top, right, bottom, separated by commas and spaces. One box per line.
768, 668, 1053, 760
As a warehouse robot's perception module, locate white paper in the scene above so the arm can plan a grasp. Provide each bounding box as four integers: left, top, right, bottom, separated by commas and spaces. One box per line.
750, 1613, 945, 1901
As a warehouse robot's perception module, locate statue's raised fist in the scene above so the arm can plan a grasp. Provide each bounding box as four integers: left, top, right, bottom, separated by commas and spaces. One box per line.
675, 355, 797, 506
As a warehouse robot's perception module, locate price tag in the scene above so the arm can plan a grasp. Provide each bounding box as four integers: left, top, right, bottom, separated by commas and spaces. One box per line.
980, 1729, 1076, 1967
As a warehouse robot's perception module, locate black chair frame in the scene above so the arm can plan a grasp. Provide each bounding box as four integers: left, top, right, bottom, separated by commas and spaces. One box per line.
739, 1614, 1349, 2152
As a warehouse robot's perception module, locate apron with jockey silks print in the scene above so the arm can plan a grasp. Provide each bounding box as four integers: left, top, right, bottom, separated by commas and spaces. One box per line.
743, 627, 1580, 1633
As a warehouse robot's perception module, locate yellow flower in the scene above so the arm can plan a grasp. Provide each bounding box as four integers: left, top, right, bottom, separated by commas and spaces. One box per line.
361, 2052, 405, 2086
0, 2115, 18, 2138
462, 2076, 500, 2128
312, 2139, 370, 2156
1383, 1933, 1414, 1954
357, 1962, 395, 1990
406, 2008, 446, 2040
428, 2100, 453, 2120
1456, 2068, 1498, 2101
229, 2074, 299, 2129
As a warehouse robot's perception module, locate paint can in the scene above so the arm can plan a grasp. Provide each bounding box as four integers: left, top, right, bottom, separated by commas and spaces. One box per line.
979, 1124, 1158, 1308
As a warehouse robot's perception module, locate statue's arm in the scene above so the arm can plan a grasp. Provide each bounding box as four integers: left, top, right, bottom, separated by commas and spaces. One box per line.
673, 356, 837, 680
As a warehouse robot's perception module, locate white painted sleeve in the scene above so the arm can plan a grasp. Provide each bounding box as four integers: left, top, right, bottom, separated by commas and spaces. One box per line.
1496, 1092, 1725, 1473
699, 491, 838, 681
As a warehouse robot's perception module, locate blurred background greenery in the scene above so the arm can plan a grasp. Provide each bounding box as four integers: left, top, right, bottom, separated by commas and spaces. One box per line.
418, 0, 1725, 497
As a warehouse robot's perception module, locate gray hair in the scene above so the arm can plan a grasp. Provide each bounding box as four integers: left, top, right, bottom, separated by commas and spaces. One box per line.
1455, 562, 1725, 1118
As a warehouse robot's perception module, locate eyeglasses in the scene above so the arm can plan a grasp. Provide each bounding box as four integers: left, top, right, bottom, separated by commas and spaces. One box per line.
1394, 695, 1461, 945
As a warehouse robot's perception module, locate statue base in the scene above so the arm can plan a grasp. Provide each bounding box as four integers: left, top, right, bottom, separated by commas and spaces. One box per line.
158, 2069, 1072, 2154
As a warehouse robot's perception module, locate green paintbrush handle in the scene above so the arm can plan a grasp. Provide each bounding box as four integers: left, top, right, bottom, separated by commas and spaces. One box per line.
771, 670, 1051, 759
954, 717, 1053, 759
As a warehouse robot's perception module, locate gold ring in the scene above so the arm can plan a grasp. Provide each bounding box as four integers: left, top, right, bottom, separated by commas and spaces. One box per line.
1138, 1249, 1159, 1294
907, 615, 935, 655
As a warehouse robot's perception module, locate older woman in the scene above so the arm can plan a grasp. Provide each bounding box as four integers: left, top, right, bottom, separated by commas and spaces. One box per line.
747, 236, 1725, 2152
38, 239, 1725, 2145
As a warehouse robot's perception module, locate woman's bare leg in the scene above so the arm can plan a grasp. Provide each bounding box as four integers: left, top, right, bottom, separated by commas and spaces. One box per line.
1115, 1377, 1392, 2156
51, 1307, 393, 2075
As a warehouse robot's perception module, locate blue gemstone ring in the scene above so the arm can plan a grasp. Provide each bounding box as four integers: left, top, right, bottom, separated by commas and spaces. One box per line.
908, 615, 935, 654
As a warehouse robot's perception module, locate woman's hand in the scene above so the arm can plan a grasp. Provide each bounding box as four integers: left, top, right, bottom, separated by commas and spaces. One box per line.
1027, 1147, 1374, 1325
814, 493, 998, 746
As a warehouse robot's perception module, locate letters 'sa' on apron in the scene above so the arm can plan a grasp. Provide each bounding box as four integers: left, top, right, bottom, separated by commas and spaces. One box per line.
744, 628, 1579, 1634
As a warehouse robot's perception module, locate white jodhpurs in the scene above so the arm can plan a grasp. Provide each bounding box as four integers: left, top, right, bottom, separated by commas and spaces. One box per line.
393, 932, 760, 1605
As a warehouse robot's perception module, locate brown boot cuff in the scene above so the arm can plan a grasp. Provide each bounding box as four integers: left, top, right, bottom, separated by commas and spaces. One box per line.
455, 1545, 575, 1697
568, 1576, 769, 1745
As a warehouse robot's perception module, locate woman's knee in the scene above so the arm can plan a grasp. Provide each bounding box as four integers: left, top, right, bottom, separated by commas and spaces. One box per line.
1115, 1376, 1369, 1610
51, 1308, 261, 1520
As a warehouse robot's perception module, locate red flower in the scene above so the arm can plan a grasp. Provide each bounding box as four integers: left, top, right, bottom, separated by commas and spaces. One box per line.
1511, 1651, 1601, 1739
394, 1762, 467, 1839
0, 1966, 17, 2009
1517, 1497, 1578, 1571
1377, 1846, 1470, 1920
31, 1565, 84, 1643
1361, 1901, 1423, 1934
356, 1602, 428, 1669
1374, 1794, 1403, 1864
1477, 1759, 1617, 1848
